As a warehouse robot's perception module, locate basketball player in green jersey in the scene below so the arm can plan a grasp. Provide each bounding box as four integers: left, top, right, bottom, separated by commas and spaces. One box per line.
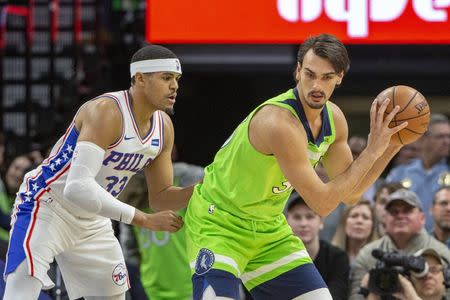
185, 33, 408, 300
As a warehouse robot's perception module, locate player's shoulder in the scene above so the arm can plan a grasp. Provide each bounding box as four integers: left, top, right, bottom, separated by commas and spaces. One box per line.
252, 104, 305, 141
156, 111, 175, 144
83, 96, 121, 114
78, 96, 123, 125
158, 110, 174, 131
158, 110, 172, 122
327, 101, 345, 119
327, 101, 348, 131
256, 104, 298, 125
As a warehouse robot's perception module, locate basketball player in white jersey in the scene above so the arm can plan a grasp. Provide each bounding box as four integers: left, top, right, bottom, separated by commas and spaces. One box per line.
3, 45, 193, 300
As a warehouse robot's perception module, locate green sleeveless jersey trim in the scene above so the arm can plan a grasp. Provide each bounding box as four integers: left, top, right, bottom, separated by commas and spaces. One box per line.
197, 88, 336, 221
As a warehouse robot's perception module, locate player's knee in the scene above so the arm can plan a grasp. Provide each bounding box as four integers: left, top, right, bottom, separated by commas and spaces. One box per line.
193, 269, 240, 300
292, 288, 333, 300
4, 262, 43, 300
84, 293, 125, 300
202, 285, 235, 300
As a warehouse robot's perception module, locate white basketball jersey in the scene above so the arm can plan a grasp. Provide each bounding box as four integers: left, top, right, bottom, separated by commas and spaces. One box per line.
19, 90, 164, 217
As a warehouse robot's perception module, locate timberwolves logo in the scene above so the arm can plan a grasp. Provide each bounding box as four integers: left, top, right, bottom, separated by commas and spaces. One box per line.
112, 263, 128, 286
195, 248, 215, 275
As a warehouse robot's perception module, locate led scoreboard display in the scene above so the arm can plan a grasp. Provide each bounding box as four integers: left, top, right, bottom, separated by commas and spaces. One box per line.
146, 0, 450, 44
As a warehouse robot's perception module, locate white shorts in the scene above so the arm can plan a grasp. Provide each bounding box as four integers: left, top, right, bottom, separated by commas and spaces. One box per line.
4, 191, 130, 299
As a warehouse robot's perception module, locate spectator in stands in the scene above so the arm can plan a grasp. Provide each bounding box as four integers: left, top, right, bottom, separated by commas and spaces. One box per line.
331, 199, 378, 264
430, 186, 450, 248
0, 155, 33, 239
349, 189, 450, 299
0, 132, 6, 197
359, 248, 449, 300
348, 136, 367, 160
287, 193, 350, 300
2, 155, 33, 196
372, 182, 403, 236
28, 142, 45, 166
407, 248, 449, 300
0, 132, 5, 177
0, 155, 33, 259
386, 113, 450, 230
392, 139, 423, 167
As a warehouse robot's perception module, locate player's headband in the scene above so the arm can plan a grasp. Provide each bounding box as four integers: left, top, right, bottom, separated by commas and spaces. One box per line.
130, 58, 182, 78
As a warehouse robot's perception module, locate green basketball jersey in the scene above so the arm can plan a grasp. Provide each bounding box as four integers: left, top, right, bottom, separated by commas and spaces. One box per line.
197, 88, 336, 221
134, 209, 192, 300
0, 191, 13, 241
133, 163, 203, 300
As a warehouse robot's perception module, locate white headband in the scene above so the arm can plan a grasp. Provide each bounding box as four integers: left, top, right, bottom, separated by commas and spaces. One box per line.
130, 58, 182, 78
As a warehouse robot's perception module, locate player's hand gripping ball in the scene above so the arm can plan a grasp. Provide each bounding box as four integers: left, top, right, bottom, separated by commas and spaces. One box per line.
376, 85, 430, 145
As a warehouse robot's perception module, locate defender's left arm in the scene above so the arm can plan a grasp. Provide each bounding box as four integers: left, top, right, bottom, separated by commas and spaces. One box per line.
322, 103, 402, 205
144, 113, 195, 211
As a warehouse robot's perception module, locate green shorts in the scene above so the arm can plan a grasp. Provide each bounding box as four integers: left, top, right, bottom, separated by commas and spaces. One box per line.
185, 192, 313, 290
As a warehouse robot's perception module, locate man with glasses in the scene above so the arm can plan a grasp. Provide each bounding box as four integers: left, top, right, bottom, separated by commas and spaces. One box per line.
359, 248, 449, 300
408, 248, 449, 300
349, 189, 450, 299
386, 113, 450, 230
430, 187, 450, 248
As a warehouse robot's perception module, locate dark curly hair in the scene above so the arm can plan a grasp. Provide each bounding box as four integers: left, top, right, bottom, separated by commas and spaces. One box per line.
297, 33, 350, 75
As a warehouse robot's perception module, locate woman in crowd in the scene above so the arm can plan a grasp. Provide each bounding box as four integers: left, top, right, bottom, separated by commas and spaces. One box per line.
0, 155, 34, 249
331, 199, 378, 265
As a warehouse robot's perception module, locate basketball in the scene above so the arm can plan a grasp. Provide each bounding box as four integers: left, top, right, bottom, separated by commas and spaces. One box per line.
376, 85, 430, 145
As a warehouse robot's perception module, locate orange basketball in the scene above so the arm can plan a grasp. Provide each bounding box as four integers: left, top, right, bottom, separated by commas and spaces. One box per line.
376, 85, 430, 145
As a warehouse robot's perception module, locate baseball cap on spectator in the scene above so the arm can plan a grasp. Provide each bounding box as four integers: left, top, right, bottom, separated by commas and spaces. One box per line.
286, 192, 307, 213
414, 248, 446, 266
411, 248, 447, 279
385, 188, 423, 211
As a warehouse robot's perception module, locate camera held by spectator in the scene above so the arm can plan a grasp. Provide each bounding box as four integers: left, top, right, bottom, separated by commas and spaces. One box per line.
360, 248, 450, 300
368, 249, 427, 297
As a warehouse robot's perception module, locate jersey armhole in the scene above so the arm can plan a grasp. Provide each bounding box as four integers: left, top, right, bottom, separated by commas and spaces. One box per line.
102, 95, 125, 149
246, 103, 292, 157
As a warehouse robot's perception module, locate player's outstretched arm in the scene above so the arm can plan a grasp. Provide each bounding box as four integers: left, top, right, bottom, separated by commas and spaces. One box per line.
145, 113, 196, 212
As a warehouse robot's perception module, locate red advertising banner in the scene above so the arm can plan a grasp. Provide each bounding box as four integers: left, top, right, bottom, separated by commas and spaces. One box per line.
146, 0, 450, 44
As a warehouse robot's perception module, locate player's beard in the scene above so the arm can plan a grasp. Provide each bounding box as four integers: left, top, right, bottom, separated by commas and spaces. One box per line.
165, 107, 175, 115
305, 101, 325, 110
305, 98, 326, 110
305, 91, 326, 109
